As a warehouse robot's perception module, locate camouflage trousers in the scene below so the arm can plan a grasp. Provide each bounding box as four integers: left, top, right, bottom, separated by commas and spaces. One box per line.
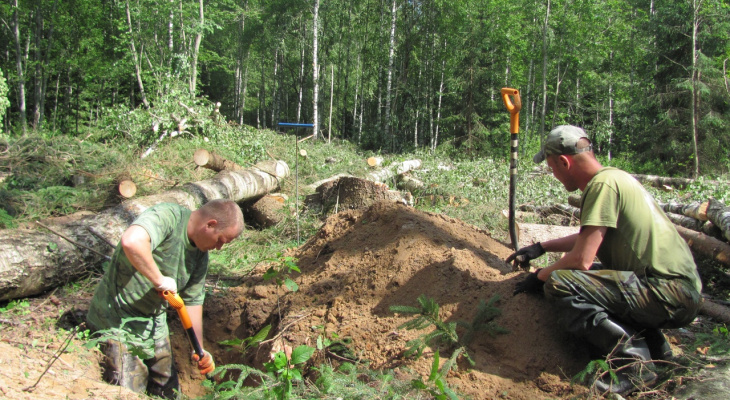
544, 267, 701, 337
99, 336, 180, 399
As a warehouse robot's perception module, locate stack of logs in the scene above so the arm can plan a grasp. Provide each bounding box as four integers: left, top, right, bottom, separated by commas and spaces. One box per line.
562, 195, 730, 267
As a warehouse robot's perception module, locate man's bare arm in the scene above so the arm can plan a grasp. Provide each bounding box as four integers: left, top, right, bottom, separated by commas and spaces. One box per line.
120, 225, 167, 288
537, 226, 607, 281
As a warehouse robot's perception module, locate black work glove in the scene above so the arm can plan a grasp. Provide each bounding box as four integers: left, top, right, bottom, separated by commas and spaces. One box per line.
513, 269, 545, 296
506, 242, 545, 270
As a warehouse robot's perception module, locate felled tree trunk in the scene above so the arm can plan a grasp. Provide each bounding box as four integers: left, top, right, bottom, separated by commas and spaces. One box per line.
194, 149, 244, 172
700, 298, 730, 324
115, 172, 137, 199
707, 198, 730, 242
658, 200, 708, 221
666, 213, 723, 240
673, 225, 730, 267
631, 174, 696, 189
0, 160, 290, 301
364, 159, 421, 183
396, 175, 425, 192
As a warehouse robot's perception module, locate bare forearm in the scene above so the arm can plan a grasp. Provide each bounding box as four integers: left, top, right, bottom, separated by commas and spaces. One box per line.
540, 233, 579, 253
187, 305, 204, 348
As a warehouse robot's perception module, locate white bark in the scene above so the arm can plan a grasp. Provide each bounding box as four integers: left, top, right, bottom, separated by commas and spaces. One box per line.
384, 0, 397, 144
190, 0, 204, 95
312, 0, 320, 140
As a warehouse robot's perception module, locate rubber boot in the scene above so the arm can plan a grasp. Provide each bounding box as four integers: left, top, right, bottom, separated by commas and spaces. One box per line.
589, 319, 658, 396
642, 328, 674, 362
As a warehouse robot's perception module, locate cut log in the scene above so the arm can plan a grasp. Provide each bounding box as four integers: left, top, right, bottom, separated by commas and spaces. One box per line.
396, 175, 425, 192
631, 174, 695, 189
193, 149, 244, 171
665, 213, 724, 240
366, 156, 383, 167
700, 298, 730, 324
673, 225, 730, 266
305, 173, 354, 191
658, 200, 708, 221
299, 149, 308, 158
631, 174, 727, 190
115, 172, 137, 199
305, 176, 408, 214
0, 160, 290, 301
707, 197, 730, 242
364, 159, 421, 183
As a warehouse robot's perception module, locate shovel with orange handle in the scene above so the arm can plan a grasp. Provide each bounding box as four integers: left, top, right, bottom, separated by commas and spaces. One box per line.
160, 290, 215, 381
501, 88, 521, 252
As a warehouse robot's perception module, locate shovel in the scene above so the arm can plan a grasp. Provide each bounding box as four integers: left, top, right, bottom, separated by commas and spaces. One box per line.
501, 88, 521, 251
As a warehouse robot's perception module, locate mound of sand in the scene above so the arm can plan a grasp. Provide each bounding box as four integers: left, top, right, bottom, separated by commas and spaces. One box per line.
199, 201, 590, 399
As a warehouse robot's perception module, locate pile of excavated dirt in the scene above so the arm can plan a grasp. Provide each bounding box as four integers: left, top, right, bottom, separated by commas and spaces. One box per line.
197, 201, 592, 399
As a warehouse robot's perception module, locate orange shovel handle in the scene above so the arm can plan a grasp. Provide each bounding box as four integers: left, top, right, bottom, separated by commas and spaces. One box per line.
501, 88, 521, 134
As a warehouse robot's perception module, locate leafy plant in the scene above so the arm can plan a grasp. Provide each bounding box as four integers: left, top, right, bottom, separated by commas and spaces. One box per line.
694, 324, 730, 356
0, 299, 30, 315
262, 345, 316, 400
262, 254, 300, 293
390, 294, 508, 371
411, 351, 460, 400
84, 317, 156, 360
219, 324, 272, 354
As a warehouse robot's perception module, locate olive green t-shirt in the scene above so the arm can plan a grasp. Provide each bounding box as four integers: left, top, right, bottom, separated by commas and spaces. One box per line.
580, 168, 701, 293
87, 203, 209, 341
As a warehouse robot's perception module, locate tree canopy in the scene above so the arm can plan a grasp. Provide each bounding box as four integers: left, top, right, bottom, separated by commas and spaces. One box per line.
1, 0, 729, 176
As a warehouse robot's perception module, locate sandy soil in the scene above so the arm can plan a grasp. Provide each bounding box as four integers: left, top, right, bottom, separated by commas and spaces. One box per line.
0, 201, 711, 399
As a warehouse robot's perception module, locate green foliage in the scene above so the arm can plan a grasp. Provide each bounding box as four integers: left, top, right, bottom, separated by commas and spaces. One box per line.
262, 255, 301, 293
390, 294, 508, 371
84, 317, 156, 360
411, 351, 460, 400
0, 299, 30, 315
0, 208, 15, 229
219, 324, 272, 354
572, 359, 616, 386
694, 324, 730, 356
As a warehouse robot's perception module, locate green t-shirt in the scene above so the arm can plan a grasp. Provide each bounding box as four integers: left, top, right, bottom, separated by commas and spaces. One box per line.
580, 168, 701, 293
87, 203, 209, 341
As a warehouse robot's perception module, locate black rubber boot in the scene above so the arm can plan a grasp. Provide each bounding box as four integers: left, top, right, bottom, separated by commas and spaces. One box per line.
642, 328, 674, 362
589, 319, 658, 396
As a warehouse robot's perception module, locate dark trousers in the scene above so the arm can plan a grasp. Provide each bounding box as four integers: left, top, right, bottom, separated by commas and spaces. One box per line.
544, 269, 701, 337
100, 336, 180, 399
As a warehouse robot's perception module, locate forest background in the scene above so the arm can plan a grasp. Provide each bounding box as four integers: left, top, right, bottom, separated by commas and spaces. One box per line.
1, 0, 730, 176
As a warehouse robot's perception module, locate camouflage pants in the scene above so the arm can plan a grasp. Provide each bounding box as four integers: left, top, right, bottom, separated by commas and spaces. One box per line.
100, 336, 180, 399
544, 268, 701, 337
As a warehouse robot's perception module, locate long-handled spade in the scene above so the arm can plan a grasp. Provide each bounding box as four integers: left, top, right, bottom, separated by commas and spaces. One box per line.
500, 88, 522, 252
160, 290, 216, 382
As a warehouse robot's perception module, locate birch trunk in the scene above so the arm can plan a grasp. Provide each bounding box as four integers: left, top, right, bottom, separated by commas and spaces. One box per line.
125, 0, 149, 108
10, 0, 27, 133
312, 0, 320, 139
189, 0, 204, 95
384, 0, 397, 147
0, 160, 290, 302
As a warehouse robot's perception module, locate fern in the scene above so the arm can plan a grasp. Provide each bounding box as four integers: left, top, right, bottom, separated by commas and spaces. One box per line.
390, 293, 508, 370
